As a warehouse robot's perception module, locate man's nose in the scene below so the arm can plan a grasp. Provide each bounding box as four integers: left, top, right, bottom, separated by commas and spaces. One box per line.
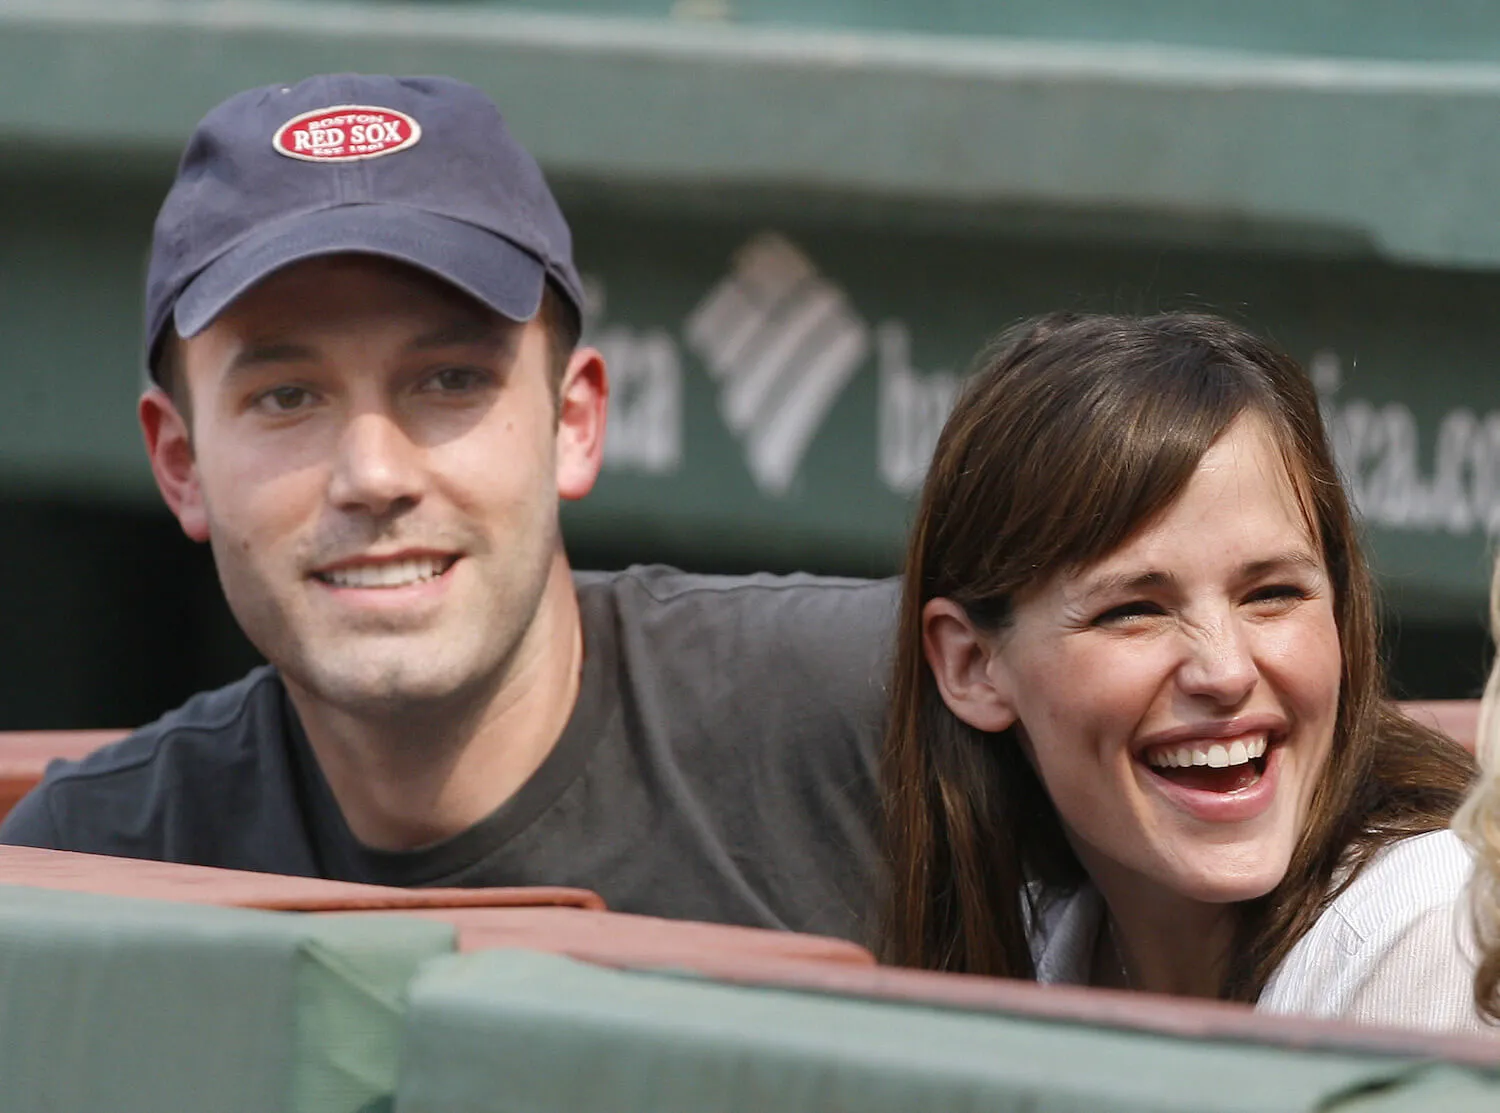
326, 410, 424, 517
1175, 614, 1258, 709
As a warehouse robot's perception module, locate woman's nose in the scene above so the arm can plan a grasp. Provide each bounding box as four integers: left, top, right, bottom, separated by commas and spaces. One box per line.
1175, 616, 1258, 708
326, 410, 424, 518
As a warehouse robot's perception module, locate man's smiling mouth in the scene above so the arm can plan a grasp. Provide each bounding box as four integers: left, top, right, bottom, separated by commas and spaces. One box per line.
312, 554, 459, 589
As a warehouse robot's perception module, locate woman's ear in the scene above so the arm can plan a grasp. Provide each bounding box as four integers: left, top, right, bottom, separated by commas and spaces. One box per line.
922, 597, 1018, 733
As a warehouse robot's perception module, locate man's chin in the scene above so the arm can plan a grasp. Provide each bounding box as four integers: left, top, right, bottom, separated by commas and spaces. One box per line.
285, 653, 482, 718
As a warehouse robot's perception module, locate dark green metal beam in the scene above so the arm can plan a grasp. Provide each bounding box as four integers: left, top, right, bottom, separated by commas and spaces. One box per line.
7, 0, 1500, 269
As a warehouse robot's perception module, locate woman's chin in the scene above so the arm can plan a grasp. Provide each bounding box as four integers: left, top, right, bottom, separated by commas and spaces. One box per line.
1160, 855, 1289, 905
1077, 827, 1293, 907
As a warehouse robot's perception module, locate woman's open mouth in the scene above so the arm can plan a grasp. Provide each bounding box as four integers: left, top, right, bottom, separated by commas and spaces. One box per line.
1141, 734, 1271, 795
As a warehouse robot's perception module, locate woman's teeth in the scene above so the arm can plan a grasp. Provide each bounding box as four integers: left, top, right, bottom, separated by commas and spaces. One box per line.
319, 557, 450, 589
1146, 736, 1268, 770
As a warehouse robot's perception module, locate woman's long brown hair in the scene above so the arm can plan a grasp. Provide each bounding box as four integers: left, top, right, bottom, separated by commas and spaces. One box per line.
882, 312, 1476, 1000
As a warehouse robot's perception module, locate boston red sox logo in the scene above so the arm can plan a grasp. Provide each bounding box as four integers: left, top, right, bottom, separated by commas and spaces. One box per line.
272, 105, 422, 163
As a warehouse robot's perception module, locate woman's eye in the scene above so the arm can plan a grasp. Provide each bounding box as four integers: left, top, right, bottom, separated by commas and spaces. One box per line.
1247, 584, 1307, 607
1093, 600, 1163, 625
253, 385, 313, 413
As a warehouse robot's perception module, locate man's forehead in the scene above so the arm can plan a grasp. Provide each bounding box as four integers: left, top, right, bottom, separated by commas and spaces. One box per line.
178, 257, 528, 377
183, 262, 535, 369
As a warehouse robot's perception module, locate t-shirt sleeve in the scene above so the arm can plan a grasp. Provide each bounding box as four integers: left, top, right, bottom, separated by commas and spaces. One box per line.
0, 783, 63, 848
1344, 901, 1494, 1035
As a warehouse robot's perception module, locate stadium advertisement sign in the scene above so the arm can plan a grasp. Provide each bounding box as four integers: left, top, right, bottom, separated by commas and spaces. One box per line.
563, 211, 1500, 618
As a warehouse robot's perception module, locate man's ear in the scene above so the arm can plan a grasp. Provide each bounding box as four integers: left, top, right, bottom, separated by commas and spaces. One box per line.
140, 386, 209, 542
555, 344, 608, 501
922, 597, 1018, 733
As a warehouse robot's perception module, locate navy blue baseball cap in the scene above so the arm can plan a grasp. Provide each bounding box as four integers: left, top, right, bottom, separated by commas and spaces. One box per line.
144, 73, 584, 378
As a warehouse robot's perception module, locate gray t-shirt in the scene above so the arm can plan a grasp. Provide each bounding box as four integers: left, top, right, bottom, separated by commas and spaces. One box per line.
0, 567, 896, 943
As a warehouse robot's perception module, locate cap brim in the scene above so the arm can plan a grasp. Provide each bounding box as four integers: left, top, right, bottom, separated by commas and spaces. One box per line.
172, 204, 546, 340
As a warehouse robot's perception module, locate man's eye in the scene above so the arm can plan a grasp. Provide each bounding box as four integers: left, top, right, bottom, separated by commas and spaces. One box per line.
253, 385, 313, 413
423, 366, 492, 394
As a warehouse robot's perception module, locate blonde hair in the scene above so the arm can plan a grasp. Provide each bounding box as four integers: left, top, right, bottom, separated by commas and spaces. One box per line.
1453, 559, 1500, 1022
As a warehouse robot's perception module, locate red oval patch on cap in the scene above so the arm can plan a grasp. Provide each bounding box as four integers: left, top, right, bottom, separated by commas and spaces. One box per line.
272, 104, 422, 163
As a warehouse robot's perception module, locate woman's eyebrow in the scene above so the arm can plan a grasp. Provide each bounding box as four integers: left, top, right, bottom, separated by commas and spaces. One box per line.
1240, 551, 1324, 578
1075, 569, 1174, 603
1073, 551, 1322, 603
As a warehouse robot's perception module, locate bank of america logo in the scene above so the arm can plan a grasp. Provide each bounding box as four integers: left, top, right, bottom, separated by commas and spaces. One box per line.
685, 234, 870, 495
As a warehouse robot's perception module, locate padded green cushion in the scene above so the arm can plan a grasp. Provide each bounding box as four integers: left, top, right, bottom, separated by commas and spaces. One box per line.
0, 885, 454, 1113
395, 951, 1500, 1113
1335, 1066, 1500, 1113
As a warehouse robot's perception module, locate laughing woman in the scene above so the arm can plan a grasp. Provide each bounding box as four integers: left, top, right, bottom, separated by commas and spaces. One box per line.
884, 312, 1486, 1031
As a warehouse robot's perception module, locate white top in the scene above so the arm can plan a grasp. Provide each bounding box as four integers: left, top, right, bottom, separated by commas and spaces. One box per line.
1029, 830, 1492, 1034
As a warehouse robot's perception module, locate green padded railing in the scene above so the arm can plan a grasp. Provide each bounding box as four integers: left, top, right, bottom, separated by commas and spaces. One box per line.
0, 886, 455, 1113
394, 950, 1500, 1113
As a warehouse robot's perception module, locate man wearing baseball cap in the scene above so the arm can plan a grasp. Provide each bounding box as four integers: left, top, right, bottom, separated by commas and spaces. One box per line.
0, 74, 892, 943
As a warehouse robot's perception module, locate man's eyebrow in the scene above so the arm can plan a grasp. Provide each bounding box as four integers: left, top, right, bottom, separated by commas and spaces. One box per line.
226, 342, 319, 376
222, 321, 517, 375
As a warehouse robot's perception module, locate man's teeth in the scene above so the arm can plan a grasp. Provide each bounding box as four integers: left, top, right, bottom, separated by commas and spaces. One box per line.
321, 557, 449, 589
1146, 736, 1268, 770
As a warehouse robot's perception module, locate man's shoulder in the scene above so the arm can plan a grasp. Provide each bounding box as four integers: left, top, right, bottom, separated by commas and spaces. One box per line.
43, 666, 286, 783
576, 565, 898, 638
0, 666, 291, 851
563, 566, 891, 938
574, 564, 897, 750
